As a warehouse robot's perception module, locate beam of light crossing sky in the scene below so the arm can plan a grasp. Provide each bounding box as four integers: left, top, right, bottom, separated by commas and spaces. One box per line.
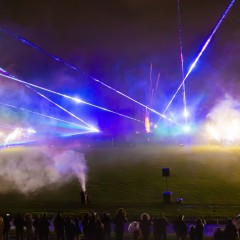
0, 67, 10, 75
30, 85, 143, 124
77, 98, 144, 123
0, 101, 90, 130
162, 0, 236, 116
0, 67, 99, 131
60, 131, 98, 137
177, 0, 188, 126
0, 28, 181, 125
0, 72, 169, 125
25, 86, 98, 130
1, 72, 143, 123
86, 76, 182, 124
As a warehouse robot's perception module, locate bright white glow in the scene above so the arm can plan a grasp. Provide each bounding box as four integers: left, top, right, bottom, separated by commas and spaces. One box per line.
27, 128, 36, 134
205, 96, 240, 145
183, 109, 189, 118
206, 121, 240, 144
0, 127, 38, 145
73, 97, 83, 103
89, 127, 100, 133
183, 125, 190, 133
154, 124, 158, 128
5, 128, 24, 144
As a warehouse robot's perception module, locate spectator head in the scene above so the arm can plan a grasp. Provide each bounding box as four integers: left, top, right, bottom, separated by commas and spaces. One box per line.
141, 213, 150, 221
116, 208, 126, 217
178, 214, 184, 221
196, 218, 202, 224
227, 218, 233, 224
103, 212, 111, 220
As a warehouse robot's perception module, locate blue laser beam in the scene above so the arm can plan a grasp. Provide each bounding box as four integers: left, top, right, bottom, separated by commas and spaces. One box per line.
0, 72, 172, 125
0, 28, 182, 125
26, 86, 98, 131
0, 101, 90, 131
73, 97, 144, 123
0, 68, 143, 123
0, 67, 99, 131
162, 0, 236, 116
1, 72, 143, 123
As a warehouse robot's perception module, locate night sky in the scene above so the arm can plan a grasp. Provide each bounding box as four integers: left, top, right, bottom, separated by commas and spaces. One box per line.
0, 0, 239, 135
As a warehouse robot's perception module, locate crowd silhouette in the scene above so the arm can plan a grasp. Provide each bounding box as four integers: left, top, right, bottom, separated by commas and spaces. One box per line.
0, 209, 239, 240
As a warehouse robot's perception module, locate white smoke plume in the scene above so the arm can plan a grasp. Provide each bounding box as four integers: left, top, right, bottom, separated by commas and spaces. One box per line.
0, 146, 88, 194
205, 94, 240, 144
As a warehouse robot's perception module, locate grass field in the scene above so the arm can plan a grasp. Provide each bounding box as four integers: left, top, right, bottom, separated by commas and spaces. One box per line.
0, 143, 240, 222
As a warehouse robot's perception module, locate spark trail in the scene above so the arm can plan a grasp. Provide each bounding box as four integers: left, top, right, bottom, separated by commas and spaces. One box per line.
162, 0, 236, 116
0, 28, 179, 124
177, 0, 188, 125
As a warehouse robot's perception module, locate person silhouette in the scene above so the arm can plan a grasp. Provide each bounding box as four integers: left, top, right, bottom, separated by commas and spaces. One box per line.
113, 208, 128, 240
173, 215, 187, 240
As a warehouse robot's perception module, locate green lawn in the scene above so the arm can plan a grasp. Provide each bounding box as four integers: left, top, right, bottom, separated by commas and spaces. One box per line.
0, 144, 240, 222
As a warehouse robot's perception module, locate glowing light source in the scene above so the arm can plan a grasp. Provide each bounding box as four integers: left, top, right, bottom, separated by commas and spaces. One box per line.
145, 110, 151, 133
27, 128, 36, 134
183, 125, 190, 133
89, 127, 100, 133
183, 109, 189, 118
73, 97, 83, 103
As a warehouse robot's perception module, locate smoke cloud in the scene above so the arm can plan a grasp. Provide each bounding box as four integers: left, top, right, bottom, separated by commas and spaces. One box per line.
205, 94, 240, 144
0, 146, 88, 194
